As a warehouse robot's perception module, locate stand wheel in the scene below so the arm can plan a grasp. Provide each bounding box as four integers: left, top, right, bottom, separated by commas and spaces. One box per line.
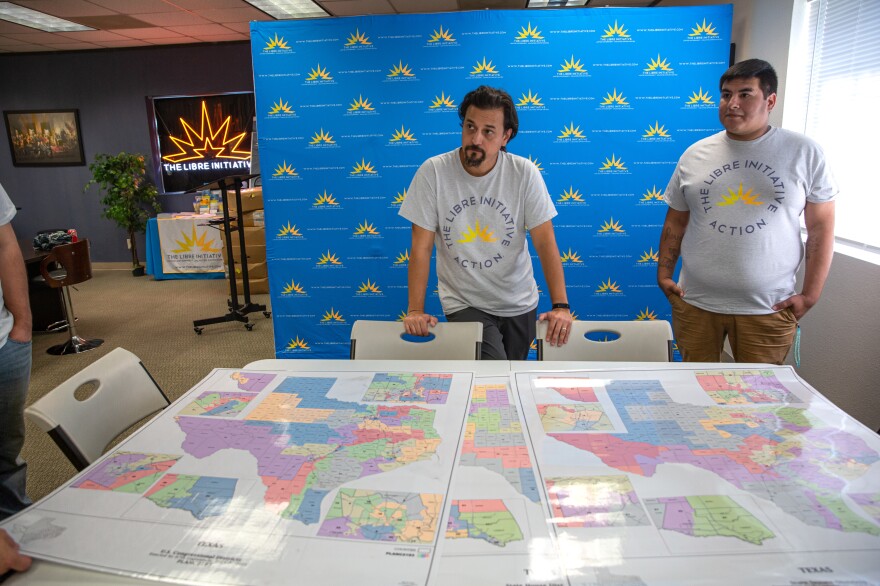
245, 323, 255, 331
194, 327, 204, 335
263, 311, 272, 318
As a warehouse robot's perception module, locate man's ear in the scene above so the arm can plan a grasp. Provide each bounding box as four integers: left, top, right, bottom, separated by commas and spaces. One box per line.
767, 92, 777, 111
502, 128, 513, 145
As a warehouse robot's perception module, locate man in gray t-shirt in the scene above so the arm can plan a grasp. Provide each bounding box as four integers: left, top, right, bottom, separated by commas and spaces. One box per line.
658, 59, 837, 364
399, 86, 572, 360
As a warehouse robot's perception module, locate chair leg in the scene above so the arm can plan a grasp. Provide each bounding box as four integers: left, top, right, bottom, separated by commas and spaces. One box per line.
47, 286, 103, 356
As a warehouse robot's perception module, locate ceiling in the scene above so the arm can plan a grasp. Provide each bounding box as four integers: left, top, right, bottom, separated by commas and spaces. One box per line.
0, 0, 662, 54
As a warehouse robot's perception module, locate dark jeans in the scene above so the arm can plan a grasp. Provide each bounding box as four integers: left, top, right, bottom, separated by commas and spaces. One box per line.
446, 306, 536, 360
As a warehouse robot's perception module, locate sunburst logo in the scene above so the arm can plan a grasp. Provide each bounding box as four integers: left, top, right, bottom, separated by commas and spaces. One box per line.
601, 89, 629, 106
162, 100, 250, 164
643, 121, 671, 138
388, 61, 415, 77
600, 154, 627, 171
357, 279, 382, 294
348, 95, 375, 111
558, 55, 587, 73
644, 54, 673, 72
558, 122, 586, 139
641, 185, 665, 201
638, 248, 659, 263
596, 278, 622, 293
309, 128, 335, 145
558, 187, 584, 202
264, 33, 289, 50
273, 161, 298, 177
313, 190, 338, 206
345, 28, 371, 46
471, 57, 499, 75
719, 183, 763, 206
306, 63, 332, 81
636, 307, 658, 321
430, 92, 456, 109
317, 250, 342, 265
282, 279, 306, 295
517, 90, 543, 107
458, 220, 497, 243
171, 227, 221, 253
428, 25, 456, 43
602, 20, 630, 39
394, 250, 409, 265
397, 310, 407, 322
690, 18, 718, 37
286, 336, 309, 350
516, 22, 543, 40
686, 87, 715, 105
389, 125, 416, 142
277, 222, 302, 237
560, 248, 583, 263
321, 308, 345, 322
528, 155, 544, 172
269, 98, 294, 115
598, 217, 625, 233
351, 158, 377, 175
392, 188, 407, 206
354, 220, 380, 235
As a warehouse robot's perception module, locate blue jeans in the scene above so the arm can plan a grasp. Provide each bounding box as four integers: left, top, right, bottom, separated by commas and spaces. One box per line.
0, 338, 32, 520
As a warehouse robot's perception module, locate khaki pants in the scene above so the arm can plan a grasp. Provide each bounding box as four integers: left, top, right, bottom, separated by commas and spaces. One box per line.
668, 295, 797, 365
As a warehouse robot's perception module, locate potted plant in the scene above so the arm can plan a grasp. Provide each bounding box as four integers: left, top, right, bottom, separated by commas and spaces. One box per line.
84, 152, 161, 276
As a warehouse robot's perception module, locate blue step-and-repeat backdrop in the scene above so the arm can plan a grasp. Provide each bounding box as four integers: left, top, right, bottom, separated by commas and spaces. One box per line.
250, 5, 732, 358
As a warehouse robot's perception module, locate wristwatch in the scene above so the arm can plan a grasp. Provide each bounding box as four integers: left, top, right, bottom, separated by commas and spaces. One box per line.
551, 303, 570, 310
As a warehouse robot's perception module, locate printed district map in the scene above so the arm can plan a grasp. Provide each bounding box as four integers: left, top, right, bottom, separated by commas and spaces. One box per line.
514, 368, 880, 585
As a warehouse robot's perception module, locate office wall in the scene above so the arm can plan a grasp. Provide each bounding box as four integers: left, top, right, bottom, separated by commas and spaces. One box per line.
0, 42, 253, 263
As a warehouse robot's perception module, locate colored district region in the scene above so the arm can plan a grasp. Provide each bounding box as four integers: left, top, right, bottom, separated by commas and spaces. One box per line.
850, 493, 880, 524
177, 376, 440, 525
446, 499, 524, 547
145, 474, 237, 520
535, 377, 600, 402
645, 495, 775, 545
696, 370, 797, 404
72, 452, 180, 493
460, 383, 540, 503
545, 475, 649, 528
178, 391, 257, 417
548, 379, 880, 537
539, 403, 613, 432
230, 371, 276, 392
317, 488, 442, 543
363, 372, 452, 404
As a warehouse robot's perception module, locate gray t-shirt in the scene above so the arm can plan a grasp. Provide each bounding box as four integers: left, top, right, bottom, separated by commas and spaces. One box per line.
0, 182, 16, 348
399, 148, 557, 317
665, 127, 838, 314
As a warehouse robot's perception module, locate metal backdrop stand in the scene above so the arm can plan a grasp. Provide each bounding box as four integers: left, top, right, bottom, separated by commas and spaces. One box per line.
188, 174, 270, 333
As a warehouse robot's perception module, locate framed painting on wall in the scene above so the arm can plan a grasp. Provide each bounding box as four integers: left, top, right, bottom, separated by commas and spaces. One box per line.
4, 109, 85, 166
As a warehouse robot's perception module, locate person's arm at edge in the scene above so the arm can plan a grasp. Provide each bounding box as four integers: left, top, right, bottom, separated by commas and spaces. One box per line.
0, 528, 32, 575
657, 208, 689, 298
403, 224, 439, 336
531, 219, 572, 347
0, 223, 32, 341
772, 200, 835, 319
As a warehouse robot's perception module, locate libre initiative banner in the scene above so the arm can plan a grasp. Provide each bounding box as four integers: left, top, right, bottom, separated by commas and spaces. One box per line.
250, 6, 732, 358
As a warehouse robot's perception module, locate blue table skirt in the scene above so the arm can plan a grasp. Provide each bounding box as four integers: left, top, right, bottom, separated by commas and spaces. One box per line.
145, 217, 224, 281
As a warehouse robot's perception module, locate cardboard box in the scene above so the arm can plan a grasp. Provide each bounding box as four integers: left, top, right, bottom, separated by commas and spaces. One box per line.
222, 243, 266, 263
221, 226, 265, 246
227, 187, 263, 213
238, 209, 265, 228
235, 277, 268, 295
233, 261, 267, 280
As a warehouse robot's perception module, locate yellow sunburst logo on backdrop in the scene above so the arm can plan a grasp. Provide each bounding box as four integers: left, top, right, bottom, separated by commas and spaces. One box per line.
601, 89, 629, 106
273, 161, 298, 177
282, 280, 306, 295
602, 20, 630, 38
354, 220, 380, 235
429, 25, 455, 43
598, 218, 625, 233
390, 126, 416, 142
558, 123, 586, 139
310, 128, 335, 145
518, 90, 543, 107
351, 159, 377, 175
269, 99, 294, 115
600, 154, 627, 171
322, 308, 345, 322
558, 187, 584, 202
458, 221, 497, 243
388, 61, 414, 77
358, 279, 382, 294
559, 55, 586, 73
317, 251, 342, 265
690, 19, 718, 37
306, 64, 332, 81
471, 58, 498, 75
516, 22, 543, 40
264, 33, 289, 50
645, 54, 673, 72
596, 278, 622, 293
638, 248, 659, 263
394, 250, 409, 265
345, 29, 371, 46
392, 189, 407, 205
528, 155, 544, 172
719, 183, 763, 206
636, 307, 658, 321
641, 186, 665, 201
172, 227, 220, 253
643, 122, 670, 138
349, 95, 375, 111
560, 249, 583, 263
313, 190, 338, 206
277, 222, 302, 237
430, 92, 456, 109
687, 87, 715, 105
286, 337, 309, 350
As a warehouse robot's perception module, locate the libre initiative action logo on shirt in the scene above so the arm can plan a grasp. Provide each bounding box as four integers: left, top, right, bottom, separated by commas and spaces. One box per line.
699, 159, 787, 238
442, 195, 517, 272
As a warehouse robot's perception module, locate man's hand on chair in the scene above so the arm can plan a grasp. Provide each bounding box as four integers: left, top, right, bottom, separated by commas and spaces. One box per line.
403, 311, 438, 336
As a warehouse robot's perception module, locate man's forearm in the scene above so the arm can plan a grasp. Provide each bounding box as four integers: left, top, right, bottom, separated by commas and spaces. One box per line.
657, 210, 688, 283
0, 225, 31, 334
801, 224, 834, 304
407, 249, 431, 313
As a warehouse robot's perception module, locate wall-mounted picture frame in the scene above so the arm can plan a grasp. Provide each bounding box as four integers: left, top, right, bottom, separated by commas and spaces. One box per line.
4, 109, 85, 166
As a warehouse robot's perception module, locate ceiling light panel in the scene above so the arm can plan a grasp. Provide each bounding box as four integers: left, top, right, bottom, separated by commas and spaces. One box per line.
244, 0, 329, 19
0, 2, 93, 32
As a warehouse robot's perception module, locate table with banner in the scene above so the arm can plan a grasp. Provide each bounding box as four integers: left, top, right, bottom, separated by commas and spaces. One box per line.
4, 361, 879, 586
145, 213, 225, 280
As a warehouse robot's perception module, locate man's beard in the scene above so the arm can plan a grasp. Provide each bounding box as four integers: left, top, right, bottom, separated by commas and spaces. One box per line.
464, 146, 485, 168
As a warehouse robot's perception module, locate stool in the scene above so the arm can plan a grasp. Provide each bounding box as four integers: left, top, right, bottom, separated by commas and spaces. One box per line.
39, 239, 103, 355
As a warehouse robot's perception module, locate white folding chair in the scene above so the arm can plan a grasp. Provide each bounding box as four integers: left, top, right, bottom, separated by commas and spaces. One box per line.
537, 319, 673, 362
349, 320, 483, 360
25, 347, 171, 471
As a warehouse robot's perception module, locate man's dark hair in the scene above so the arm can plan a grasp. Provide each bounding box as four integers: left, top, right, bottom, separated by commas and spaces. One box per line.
720, 58, 778, 98
458, 85, 518, 145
